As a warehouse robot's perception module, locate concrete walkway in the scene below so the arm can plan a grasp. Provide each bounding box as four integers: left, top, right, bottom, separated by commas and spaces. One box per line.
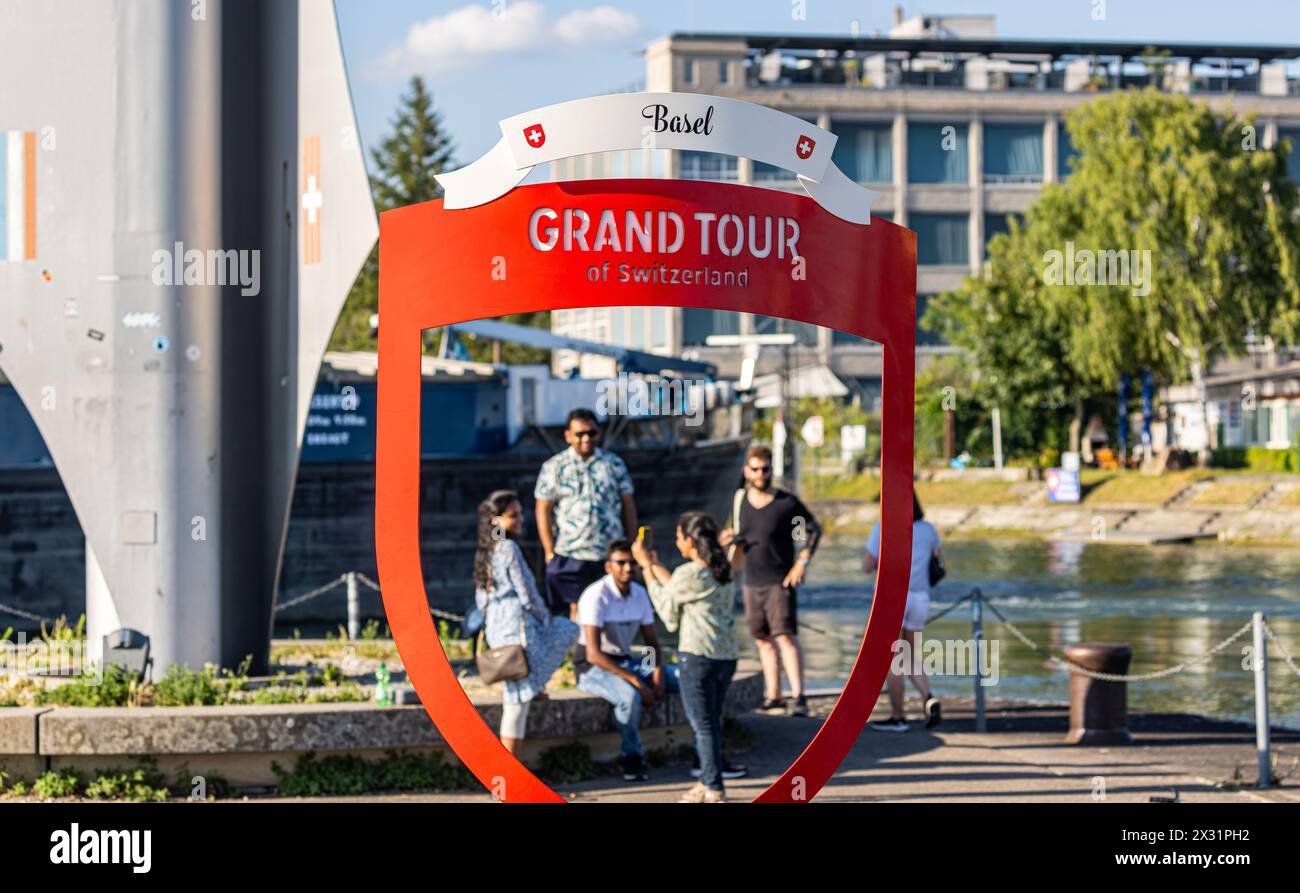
279, 695, 1300, 804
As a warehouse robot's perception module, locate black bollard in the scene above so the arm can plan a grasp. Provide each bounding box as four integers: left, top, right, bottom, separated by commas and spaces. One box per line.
1064, 643, 1132, 745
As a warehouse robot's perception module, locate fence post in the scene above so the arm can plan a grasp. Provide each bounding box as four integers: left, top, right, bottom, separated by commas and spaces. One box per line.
972, 588, 986, 733
347, 572, 360, 641
1253, 611, 1271, 789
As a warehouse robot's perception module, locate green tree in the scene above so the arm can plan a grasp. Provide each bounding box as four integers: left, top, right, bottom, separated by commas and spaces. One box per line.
329, 76, 455, 352
929, 89, 1300, 460
329, 76, 552, 363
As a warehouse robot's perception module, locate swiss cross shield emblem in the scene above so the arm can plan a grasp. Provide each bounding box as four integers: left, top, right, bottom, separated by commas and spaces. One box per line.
796, 135, 816, 159
523, 124, 546, 148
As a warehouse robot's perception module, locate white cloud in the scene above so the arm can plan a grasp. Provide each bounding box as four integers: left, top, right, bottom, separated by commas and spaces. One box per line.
554, 6, 641, 45
369, 2, 642, 79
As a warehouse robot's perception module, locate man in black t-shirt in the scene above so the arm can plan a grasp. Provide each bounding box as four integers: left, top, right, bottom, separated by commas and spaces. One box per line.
719, 444, 821, 716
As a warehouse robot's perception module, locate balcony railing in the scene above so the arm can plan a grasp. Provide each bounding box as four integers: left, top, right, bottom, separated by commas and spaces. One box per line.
983, 173, 1043, 186
743, 56, 1292, 97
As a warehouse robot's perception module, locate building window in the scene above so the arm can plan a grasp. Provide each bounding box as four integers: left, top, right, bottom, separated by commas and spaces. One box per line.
629, 308, 648, 348
984, 123, 1044, 183
916, 295, 947, 346
649, 149, 667, 177
832, 329, 875, 345
650, 307, 666, 349
1243, 406, 1272, 446
752, 160, 798, 185
831, 122, 893, 183
984, 213, 1018, 255
683, 58, 696, 85
1280, 129, 1300, 184
681, 308, 739, 346
912, 214, 970, 266
1059, 125, 1079, 179
908, 123, 968, 184
753, 315, 818, 345
678, 150, 738, 181
719, 60, 730, 85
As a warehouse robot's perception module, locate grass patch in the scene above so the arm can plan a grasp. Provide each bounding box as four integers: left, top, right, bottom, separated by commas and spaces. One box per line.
814, 473, 882, 502
1189, 480, 1271, 506
33, 768, 84, 799
83, 759, 170, 802
815, 475, 1026, 506
1081, 470, 1203, 506
915, 479, 1023, 506
538, 741, 598, 784
272, 750, 475, 797
18, 657, 369, 709
34, 665, 145, 708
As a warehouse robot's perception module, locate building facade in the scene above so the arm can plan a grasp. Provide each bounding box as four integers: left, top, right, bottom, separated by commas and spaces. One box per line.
550, 14, 1300, 411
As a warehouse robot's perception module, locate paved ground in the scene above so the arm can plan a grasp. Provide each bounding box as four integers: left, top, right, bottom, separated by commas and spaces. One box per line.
276, 694, 1300, 804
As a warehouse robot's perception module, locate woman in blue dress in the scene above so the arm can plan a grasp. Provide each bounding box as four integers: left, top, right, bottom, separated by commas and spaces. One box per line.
473, 490, 579, 754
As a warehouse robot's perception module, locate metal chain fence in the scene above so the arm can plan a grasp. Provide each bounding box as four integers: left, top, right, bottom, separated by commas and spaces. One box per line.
1264, 619, 1300, 679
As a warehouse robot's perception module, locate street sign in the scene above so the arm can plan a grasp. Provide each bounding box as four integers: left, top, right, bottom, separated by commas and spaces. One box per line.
802, 415, 825, 448
1047, 467, 1082, 503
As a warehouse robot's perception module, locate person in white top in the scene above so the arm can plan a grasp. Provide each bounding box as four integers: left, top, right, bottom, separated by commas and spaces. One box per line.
863, 488, 942, 731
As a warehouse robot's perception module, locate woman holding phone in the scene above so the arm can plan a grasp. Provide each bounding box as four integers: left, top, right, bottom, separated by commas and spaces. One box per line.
632, 511, 740, 803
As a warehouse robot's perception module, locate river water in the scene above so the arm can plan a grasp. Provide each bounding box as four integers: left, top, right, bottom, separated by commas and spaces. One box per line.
741, 535, 1300, 730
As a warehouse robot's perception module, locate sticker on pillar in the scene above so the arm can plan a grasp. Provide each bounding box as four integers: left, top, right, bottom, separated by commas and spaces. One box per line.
120, 511, 157, 545
374, 91, 916, 804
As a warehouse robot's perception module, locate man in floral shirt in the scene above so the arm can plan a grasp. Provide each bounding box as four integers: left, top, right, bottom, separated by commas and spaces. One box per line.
535, 408, 638, 618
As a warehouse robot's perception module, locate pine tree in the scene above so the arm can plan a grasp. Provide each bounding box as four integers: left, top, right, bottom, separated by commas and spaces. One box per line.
328, 76, 455, 352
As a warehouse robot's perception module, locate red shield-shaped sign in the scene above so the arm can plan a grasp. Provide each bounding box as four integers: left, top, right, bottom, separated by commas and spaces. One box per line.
377, 178, 916, 803
523, 123, 546, 148
796, 135, 816, 159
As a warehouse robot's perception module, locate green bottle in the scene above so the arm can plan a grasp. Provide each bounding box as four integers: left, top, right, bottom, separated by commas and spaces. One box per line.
374, 661, 391, 706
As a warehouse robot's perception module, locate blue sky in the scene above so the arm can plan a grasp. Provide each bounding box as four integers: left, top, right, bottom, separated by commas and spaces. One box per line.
335, 0, 1300, 170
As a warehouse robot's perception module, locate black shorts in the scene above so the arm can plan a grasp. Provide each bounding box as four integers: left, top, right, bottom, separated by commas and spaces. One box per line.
544, 554, 605, 615
743, 583, 798, 639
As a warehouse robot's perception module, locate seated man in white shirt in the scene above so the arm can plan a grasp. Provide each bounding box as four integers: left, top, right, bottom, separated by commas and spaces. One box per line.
574, 538, 679, 781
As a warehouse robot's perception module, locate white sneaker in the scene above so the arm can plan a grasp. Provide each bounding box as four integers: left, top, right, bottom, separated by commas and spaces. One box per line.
868, 718, 909, 732
924, 697, 942, 729
679, 782, 727, 803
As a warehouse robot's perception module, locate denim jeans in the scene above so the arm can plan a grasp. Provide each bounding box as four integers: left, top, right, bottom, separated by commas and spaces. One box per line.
677, 652, 736, 791
578, 655, 680, 758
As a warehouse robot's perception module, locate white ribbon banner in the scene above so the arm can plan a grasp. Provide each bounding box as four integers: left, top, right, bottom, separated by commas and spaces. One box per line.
435, 92, 875, 224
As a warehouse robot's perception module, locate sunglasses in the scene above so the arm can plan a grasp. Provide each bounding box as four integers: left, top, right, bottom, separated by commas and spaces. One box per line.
571, 429, 600, 439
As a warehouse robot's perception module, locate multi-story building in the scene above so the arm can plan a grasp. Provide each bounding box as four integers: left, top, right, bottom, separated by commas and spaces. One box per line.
550, 13, 1300, 417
